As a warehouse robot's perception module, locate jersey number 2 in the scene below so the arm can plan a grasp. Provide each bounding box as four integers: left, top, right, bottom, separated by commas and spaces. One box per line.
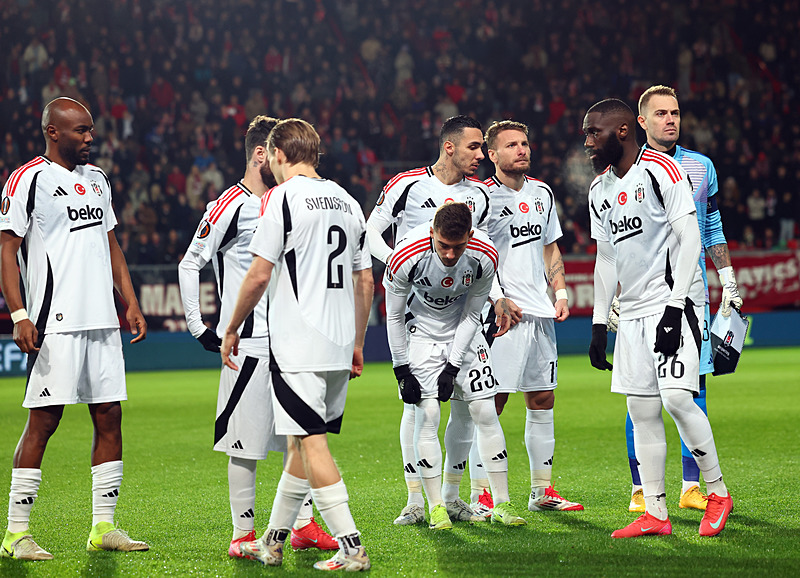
327, 225, 347, 289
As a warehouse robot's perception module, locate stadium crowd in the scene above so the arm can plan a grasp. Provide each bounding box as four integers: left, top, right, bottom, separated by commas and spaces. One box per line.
0, 0, 797, 264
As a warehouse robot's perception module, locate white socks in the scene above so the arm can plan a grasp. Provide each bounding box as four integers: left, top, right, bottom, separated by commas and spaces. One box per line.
267, 472, 310, 533
311, 480, 357, 539
91, 460, 123, 526
627, 396, 668, 520
414, 399, 444, 509
442, 399, 473, 503
525, 408, 555, 490
228, 457, 257, 538
660, 388, 726, 494
468, 398, 509, 504
7, 468, 41, 533
400, 404, 424, 507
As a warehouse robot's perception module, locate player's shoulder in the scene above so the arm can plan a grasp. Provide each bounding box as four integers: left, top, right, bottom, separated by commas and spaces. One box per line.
387, 222, 432, 274
464, 175, 490, 192
523, 174, 553, 195
3, 156, 50, 196
205, 182, 251, 225
466, 229, 498, 269
638, 148, 687, 185
678, 146, 716, 172
382, 166, 431, 195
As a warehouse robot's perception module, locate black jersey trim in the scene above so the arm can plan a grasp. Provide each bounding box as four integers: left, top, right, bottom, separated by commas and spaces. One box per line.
483, 308, 499, 348
282, 194, 292, 240
285, 248, 298, 299
645, 169, 665, 209
664, 248, 674, 289
30, 257, 54, 349
684, 297, 702, 354
214, 355, 259, 445
392, 181, 418, 219
25, 335, 44, 387
26, 171, 39, 219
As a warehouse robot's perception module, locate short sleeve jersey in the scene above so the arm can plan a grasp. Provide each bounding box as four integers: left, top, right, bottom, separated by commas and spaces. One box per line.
249, 176, 371, 372
588, 149, 704, 320
383, 222, 498, 342
0, 156, 118, 333
485, 175, 563, 318
184, 182, 267, 340
367, 166, 490, 241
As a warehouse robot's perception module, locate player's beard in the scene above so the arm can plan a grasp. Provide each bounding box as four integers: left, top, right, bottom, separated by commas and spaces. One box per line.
590, 132, 623, 174
260, 163, 277, 189
64, 144, 90, 167
499, 156, 530, 176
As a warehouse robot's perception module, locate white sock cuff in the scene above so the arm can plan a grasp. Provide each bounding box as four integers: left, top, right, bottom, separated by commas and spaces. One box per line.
91, 460, 123, 490
229, 456, 258, 473
277, 472, 311, 500
311, 480, 349, 511
11, 468, 42, 487
526, 408, 554, 424
91, 460, 123, 477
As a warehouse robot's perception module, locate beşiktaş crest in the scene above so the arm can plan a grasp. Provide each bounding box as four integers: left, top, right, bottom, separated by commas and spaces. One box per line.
90, 181, 103, 196
534, 198, 544, 214
635, 183, 645, 203
462, 269, 473, 286
465, 196, 475, 212
477, 343, 489, 363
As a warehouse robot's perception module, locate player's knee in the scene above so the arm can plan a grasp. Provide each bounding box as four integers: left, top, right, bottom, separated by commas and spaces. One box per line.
468, 398, 500, 428
525, 390, 554, 410
660, 388, 699, 420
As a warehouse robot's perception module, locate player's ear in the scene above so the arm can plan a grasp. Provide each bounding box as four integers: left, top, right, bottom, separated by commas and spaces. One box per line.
46, 125, 58, 142
429, 226, 435, 237
468, 229, 474, 240
637, 115, 647, 131
487, 148, 497, 164
618, 122, 629, 141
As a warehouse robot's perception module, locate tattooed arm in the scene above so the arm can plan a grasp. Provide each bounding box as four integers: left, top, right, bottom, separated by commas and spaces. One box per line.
544, 241, 569, 322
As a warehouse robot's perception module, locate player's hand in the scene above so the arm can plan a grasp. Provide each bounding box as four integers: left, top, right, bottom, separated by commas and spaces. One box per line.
718, 266, 742, 317
126, 304, 147, 344
221, 330, 240, 371
607, 296, 620, 333
197, 328, 222, 352
437, 362, 459, 402
494, 298, 522, 333
12, 319, 39, 353
554, 298, 569, 323
350, 346, 364, 379
589, 323, 612, 370
653, 305, 683, 356
394, 364, 421, 404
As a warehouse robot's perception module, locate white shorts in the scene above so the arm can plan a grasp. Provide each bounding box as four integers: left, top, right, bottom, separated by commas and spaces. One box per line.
408, 332, 497, 402
24, 328, 126, 409
490, 315, 558, 394
214, 350, 286, 459
270, 369, 350, 436
611, 303, 702, 396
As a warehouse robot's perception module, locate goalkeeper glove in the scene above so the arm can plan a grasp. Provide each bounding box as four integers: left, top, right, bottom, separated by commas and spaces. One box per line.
653, 305, 683, 356
437, 362, 459, 402
607, 296, 620, 333
589, 324, 613, 370
394, 364, 422, 404
197, 328, 222, 352
718, 266, 742, 317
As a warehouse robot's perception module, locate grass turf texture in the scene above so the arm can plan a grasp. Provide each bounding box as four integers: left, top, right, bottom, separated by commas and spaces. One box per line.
0, 348, 798, 577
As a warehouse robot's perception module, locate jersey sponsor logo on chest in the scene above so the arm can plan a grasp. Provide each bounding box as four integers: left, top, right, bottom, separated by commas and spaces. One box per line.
67, 204, 104, 232
609, 215, 643, 244
510, 222, 542, 247
422, 291, 462, 309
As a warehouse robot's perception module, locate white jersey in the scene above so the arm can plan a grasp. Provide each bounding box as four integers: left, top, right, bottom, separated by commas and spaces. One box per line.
485, 175, 563, 318
179, 182, 268, 350
589, 149, 704, 320
384, 223, 498, 342
368, 166, 490, 240
249, 175, 371, 372
0, 156, 118, 334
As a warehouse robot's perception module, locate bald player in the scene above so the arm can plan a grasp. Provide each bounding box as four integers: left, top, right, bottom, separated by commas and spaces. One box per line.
1, 97, 149, 560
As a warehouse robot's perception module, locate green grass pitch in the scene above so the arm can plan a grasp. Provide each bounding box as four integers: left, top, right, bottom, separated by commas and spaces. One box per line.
0, 347, 798, 577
